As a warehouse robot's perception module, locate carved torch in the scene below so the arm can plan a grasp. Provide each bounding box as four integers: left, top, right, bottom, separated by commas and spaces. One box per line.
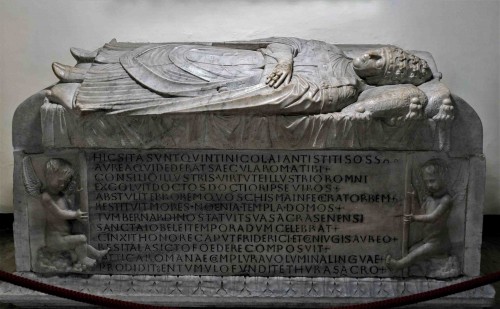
402, 158, 415, 276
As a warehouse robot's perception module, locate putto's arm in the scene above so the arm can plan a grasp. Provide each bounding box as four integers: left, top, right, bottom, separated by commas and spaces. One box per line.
413, 195, 452, 223
41, 192, 79, 220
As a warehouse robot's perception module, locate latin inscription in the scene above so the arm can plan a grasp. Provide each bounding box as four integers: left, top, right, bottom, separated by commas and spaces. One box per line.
87, 150, 405, 277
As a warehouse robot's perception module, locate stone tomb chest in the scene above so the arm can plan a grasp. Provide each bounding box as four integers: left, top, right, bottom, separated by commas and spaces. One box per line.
4, 38, 494, 307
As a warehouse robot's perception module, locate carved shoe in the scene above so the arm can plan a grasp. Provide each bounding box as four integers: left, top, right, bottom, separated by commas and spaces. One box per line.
70, 47, 98, 63
52, 62, 87, 83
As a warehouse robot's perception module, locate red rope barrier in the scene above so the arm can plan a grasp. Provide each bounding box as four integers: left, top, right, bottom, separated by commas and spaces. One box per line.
0, 269, 498, 309
334, 271, 499, 309
0, 270, 170, 309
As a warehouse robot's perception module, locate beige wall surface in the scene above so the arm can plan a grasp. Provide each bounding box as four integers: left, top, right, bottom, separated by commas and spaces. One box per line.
0, 0, 499, 213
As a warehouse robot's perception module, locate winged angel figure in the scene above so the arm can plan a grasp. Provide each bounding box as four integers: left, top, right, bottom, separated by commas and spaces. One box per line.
23, 156, 108, 272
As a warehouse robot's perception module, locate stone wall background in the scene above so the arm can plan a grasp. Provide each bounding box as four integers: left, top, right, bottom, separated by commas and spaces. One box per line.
0, 0, 499, 213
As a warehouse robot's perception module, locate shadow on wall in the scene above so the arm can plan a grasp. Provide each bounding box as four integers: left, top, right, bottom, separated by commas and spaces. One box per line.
0, 214, 14, 232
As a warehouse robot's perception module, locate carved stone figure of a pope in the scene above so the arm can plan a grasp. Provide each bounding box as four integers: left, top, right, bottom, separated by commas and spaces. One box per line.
50, 37, 438, 119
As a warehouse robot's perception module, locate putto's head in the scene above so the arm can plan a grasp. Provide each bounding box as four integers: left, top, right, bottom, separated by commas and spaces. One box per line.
420, 159, 448, 195
353, 46, 433, 86
45, 158, 75, 194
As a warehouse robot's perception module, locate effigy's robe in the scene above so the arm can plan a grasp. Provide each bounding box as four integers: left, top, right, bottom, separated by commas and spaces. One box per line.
75, 38, 359, 115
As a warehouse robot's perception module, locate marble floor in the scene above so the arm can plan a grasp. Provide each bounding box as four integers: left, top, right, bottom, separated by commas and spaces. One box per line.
0, 220, 499, 308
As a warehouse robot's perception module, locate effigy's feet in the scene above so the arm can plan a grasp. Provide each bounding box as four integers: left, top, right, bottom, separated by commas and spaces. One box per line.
70, 47, 98, 63
52, 62, 88, 83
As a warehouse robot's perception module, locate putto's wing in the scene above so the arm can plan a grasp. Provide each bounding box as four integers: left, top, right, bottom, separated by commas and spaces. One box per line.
449, 161, 468, 202
22, 157, 43, 197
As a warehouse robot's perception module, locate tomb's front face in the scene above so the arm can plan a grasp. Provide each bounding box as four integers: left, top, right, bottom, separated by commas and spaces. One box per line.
6, 38, 492, 307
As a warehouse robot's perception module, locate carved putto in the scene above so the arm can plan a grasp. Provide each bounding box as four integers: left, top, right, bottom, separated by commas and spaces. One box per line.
22, 157, 108, 273
386, 158, 459, 278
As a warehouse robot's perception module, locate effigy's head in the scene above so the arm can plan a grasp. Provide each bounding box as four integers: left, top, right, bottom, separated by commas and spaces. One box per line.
352, 46, 433, 86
